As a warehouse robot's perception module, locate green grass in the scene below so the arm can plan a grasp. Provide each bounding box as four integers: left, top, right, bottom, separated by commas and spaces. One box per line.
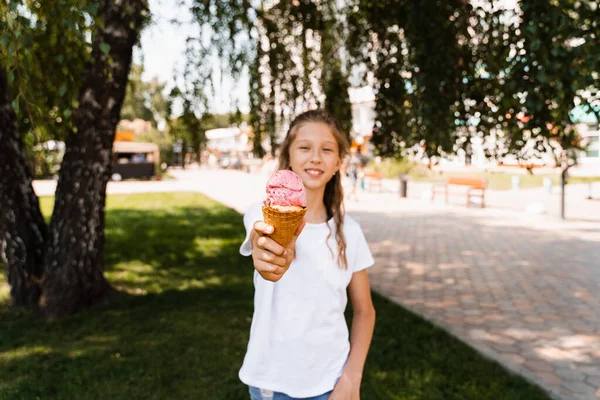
368, 158, 600, 190
0, 193, 550, 399
408, 171, 600, 191
408, 171, 560, 191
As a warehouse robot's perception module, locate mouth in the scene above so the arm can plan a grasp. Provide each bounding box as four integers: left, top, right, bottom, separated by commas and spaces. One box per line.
304, 168, 324, 178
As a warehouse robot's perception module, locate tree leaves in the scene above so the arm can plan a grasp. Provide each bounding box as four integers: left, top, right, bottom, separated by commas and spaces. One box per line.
345, 0, 599, 162
500, 0, 600, 160
187, 0, 354, 155
1, 1, 98, 150
99, 42, 111, 54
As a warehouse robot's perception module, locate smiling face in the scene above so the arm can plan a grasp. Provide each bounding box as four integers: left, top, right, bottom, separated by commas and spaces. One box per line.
288, 122, 341, 193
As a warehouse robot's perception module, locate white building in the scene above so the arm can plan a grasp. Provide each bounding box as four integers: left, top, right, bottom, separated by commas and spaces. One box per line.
205, 123, 253, 154
348, 86, 376, 152
572, 106, 600, 175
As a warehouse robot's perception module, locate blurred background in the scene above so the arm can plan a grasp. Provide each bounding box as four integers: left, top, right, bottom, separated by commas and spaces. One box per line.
1, 0, 599, 399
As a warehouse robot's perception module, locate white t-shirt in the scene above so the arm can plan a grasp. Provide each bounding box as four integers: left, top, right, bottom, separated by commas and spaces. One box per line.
238, 202, 375, 398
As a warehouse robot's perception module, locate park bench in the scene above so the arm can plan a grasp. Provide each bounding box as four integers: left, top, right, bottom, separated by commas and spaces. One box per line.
363, 170, 383, 192
432, 177, 487, 208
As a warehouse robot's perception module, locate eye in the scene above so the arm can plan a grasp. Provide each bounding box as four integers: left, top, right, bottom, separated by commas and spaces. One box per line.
323, 148, 333, 152
299, 146, 310, 150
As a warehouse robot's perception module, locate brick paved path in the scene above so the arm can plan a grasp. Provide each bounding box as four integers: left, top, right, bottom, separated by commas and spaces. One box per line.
34, 168, 600, 400
348, 198, 600, 400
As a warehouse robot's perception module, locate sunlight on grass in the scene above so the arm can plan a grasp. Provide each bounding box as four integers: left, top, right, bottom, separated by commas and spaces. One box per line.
0, 281, 9, 303
410, 171, 561, 190
409, 170, 600, 191
39, 196, 54, 219
0, 345, 53, 363
106, 192, 216, 211
178, 276, 222, 291
106, 262, 155, 291
194, 237, 228, 258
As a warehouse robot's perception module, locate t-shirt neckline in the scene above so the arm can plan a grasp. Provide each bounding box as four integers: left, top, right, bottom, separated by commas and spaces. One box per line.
304, 217, 334, 228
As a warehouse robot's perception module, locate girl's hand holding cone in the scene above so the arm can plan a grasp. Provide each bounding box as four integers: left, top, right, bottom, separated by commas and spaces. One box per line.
251, 219, 306, 282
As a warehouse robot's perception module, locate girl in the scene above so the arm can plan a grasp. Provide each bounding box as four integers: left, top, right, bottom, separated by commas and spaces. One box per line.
239, 110, 376, 399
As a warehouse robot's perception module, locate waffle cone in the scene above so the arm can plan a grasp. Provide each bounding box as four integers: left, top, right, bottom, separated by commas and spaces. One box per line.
262, 205, 307, 247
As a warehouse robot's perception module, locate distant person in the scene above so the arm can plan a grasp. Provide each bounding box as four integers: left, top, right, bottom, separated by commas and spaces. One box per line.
346, 147, 363, 201
239, 110, 376, 399
208, 153, 218, 169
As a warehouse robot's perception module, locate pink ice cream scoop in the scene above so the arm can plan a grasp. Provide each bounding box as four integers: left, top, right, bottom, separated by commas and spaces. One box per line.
265, 170, 307, 207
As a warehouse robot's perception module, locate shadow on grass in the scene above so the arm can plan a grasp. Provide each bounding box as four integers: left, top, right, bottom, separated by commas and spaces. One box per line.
0, 288, 253, 399
0, 193, 550, 399
1, 193, 254, 399
102, 205, 250, 293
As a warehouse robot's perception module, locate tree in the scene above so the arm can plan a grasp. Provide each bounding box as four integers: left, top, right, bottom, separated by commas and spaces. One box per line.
498, 1, 599, 218
248, 40, 267, 158
346, 0, 502, 161
165, 85, 204, 166
347, 0, 598, 218
0, 65, 47, 308
1, 0, 95, 308
324, 60, 353, 138
121, 63, 168, 127
187, 0, 355, 154
1, 0, 148, 315
42, 0, 148, 317
1, 1, 94, 177
322, 2, 353, 137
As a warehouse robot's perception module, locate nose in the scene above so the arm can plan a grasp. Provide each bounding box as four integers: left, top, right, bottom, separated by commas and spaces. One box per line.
309, 149, 322, 164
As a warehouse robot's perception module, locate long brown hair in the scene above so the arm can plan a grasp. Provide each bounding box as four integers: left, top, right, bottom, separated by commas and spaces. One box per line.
277, 110, 350, 269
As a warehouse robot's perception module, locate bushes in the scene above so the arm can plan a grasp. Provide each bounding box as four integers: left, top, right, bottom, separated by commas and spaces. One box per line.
367, 157, 419, 179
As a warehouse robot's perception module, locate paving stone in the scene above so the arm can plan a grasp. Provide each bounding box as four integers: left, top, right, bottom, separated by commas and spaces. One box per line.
561, 379, 595, 394
581, 367, 600, 377
556, 367, 586, 381
537, 371, 563, 386
588, 376, 600, 387
524, 360, 555, 373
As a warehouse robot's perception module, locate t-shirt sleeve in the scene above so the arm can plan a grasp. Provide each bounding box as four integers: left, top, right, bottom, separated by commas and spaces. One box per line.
239, 203, 264, 256
352, 226, 375, 273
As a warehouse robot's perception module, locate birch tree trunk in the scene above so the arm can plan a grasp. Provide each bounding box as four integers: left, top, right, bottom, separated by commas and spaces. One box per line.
41, 0, 148, 317
0, 66, 47, 308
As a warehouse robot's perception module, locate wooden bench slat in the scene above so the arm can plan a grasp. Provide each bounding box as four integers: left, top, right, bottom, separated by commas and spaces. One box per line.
446, 177, 486, 189
431, 176, 487, 208
364, 171, 383, 179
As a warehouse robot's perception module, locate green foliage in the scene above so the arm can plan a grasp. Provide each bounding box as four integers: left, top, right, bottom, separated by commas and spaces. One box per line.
1, 0, 97, 147
211, 111, 249, 129
322, 2, 353, 137
346, 0, 599, 165
367, 157, 416, 178
187, 0, 354, 154
32, 146, 65, 179
248, 42, 267, 158
135, 128, 173, 169
346, 0, 502, 160
324, 60, 353, 137
121, 64, 167, 127
499, 0, 600, 163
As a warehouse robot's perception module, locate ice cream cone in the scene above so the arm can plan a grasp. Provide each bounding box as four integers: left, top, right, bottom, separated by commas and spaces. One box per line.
262, 205, 306, 247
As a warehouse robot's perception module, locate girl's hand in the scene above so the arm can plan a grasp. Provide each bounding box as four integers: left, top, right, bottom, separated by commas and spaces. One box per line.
250, 220, 306, 282
329, 371, 361, 400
